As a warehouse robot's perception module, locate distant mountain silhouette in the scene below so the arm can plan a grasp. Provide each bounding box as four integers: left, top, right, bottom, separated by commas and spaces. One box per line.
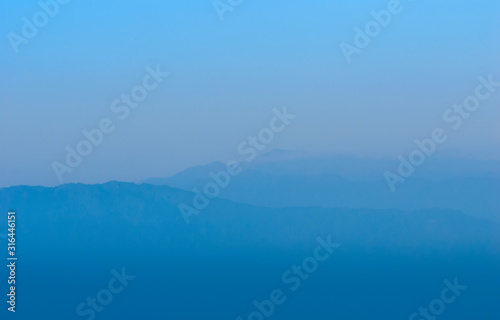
1, 182, 498, 319
142, 155, 500, 222
1, 182, 499, 253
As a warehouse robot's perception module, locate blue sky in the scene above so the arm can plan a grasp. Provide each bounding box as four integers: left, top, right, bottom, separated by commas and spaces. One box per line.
1, 0, 499, 187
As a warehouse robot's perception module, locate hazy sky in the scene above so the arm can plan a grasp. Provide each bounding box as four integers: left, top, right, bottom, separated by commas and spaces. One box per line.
1, 0, 499, 187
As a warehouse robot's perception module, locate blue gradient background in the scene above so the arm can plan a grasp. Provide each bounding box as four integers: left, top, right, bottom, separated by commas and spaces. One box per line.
1, 3, 500, 318
1, 0, 499, 187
